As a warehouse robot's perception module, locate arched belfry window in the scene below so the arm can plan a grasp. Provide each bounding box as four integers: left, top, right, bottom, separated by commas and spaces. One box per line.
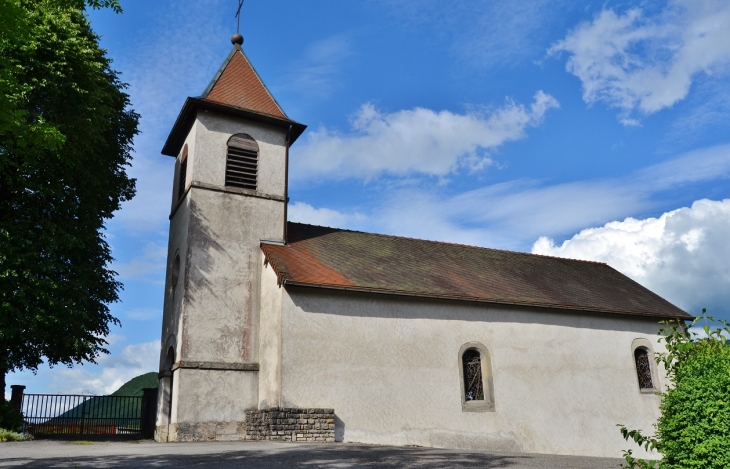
177, 144, 188, 200
226, 133, 259, 190
632, 338, 660, 393
458, 342, 495, 412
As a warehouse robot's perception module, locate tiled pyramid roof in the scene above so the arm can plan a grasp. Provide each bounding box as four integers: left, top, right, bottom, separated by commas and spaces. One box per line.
161, 45, 306, 156
261, 222, 691, 320
202, 46, 288, 119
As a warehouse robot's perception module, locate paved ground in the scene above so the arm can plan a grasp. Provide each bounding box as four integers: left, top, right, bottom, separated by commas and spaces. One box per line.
0, 439, 625, 468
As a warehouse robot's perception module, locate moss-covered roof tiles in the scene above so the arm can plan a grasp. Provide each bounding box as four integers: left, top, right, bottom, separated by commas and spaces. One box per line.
261, 222, 691, 319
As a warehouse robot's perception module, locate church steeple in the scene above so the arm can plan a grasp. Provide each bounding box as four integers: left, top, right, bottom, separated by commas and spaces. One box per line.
201, 45, 288, 120
161, 44, 305, 157
155, 36, 306, 442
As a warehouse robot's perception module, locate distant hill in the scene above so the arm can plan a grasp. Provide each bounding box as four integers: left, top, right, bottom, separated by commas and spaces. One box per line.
110, 372, 158, 397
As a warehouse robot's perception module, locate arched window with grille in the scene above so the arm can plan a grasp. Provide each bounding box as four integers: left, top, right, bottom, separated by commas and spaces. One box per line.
632, 338, 659, 393
458, 342, 495, 412
226, 133, 259, 190
463, 349, 484, 401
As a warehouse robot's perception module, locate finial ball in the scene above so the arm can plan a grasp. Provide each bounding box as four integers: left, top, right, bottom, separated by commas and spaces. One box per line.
231, 33, 244, 45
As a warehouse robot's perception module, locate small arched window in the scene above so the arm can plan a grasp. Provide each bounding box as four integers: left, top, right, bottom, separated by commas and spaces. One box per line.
634, 347, 654, 390
226, 133, 259, 190
632, 339, 659, 393
463, 349, 484, 401
458, 342, 495, 412
177, 144, 188, 200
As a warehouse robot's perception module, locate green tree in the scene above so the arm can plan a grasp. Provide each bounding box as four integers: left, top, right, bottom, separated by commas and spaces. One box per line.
619, 310, 730, 468
0, 0, 138, 399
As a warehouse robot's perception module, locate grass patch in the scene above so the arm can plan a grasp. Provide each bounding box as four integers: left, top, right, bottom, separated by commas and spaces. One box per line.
72, 440, 94, 445
0, 428, 33, 442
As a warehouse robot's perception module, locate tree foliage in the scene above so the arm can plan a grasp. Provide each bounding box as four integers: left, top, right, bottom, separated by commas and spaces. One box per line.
0, 0, 137, 397
619, 309, 730, 469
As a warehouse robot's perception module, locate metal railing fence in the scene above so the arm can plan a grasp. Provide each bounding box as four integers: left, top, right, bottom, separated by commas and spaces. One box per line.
21, 393, 143, 436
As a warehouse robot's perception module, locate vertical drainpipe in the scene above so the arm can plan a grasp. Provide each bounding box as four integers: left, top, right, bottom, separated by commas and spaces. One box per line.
283, 125, 292, 244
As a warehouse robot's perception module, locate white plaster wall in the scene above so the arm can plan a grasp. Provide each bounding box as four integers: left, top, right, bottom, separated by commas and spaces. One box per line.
175, 369, 259, 422
158, 199, 190, 370
279, 288, 666, 458
180, 188, 283, 365
258, 254, 283, 409
193, 112, 287, 197
156, 194, 191, 431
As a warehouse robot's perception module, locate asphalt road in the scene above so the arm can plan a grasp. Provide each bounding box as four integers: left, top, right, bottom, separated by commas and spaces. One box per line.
0, 440, 625, 468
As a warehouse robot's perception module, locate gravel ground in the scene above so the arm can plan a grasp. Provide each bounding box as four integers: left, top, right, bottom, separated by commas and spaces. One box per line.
0, 439, 625, 468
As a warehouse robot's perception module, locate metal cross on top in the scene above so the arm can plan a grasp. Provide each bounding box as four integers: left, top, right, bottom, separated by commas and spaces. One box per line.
231, 0, 245, 45
235, 0, 245, 34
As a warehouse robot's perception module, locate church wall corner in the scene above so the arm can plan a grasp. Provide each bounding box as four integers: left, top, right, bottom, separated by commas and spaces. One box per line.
258, 252, 284, 408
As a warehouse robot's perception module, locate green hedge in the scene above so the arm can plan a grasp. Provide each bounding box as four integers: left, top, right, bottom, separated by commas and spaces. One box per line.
620, 309, 730, 469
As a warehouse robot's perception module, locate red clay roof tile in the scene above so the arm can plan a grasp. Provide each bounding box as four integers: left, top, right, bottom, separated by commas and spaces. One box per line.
203, 47, 287, 119
261, 222, 691, 319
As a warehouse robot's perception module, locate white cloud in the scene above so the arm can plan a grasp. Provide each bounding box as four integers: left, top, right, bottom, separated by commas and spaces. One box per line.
288, 202, 365, 229
293, 143, 730, 251
292, 91, 558, 180
532, 199, 730, 316
550, 0, 730, 122
50, 341, 160, 395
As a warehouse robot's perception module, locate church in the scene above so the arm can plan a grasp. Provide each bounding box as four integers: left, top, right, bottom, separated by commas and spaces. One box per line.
154, 35, 691, 458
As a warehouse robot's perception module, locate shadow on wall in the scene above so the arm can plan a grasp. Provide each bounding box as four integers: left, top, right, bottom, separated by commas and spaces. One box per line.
184, 198, 229, 306
287, 287, 665, 335
334, 414, 345, 442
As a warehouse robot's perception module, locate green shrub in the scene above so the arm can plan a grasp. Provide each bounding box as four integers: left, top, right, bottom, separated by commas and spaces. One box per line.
0, 428, 33, 442
619, 309, 730, 469
0, 402, 23, 432
0, 428, 33, 443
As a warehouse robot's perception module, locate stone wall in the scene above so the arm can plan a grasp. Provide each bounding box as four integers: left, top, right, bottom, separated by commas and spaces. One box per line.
245, 407, 335, 442
172, 421, 246, 442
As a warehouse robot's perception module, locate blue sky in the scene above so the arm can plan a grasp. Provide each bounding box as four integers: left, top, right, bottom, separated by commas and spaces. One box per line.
8, 0, 730, 396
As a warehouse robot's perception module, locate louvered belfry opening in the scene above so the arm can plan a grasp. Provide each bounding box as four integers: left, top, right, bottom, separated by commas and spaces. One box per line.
226, 133, 259, 190
634, 347, 654, 390
178, 144, 188, 200
463, 349, 485, 401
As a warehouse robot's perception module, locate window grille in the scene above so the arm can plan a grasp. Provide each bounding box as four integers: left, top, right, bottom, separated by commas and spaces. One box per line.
178, 144, 188, 200
226, 133, 259, 190
634, 347, 654, 390
462, 349, 484, 401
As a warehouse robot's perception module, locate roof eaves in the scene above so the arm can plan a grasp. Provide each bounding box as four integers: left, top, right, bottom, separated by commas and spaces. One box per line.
161, 98, 307, 156
260, 243, 290, 285
281, 279, 694, 320
161, 97, 197, 156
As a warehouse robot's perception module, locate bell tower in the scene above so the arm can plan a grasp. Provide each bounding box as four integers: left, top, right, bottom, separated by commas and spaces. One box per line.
155, 35, 306, 442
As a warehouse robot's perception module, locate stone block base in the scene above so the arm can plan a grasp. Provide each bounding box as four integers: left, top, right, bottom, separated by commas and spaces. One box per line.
156, 422, 246, 442
245, 407, 335, 442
